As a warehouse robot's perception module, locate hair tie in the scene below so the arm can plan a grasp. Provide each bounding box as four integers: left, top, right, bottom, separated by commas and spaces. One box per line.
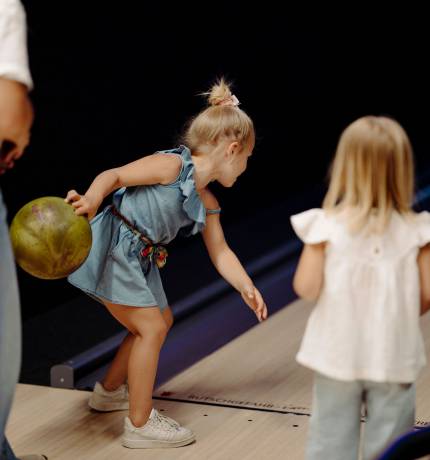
217, 94, 240, 107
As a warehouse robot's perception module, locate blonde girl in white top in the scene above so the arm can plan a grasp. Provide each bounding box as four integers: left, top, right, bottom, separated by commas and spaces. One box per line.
290, 116, 430, 460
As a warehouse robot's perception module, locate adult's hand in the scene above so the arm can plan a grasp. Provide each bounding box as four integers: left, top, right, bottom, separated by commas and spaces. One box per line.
0, 77, 33, 173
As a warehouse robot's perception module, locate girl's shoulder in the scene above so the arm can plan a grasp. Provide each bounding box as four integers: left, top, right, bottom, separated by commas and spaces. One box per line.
152, 152, 183, 185
153, 145, 191, 186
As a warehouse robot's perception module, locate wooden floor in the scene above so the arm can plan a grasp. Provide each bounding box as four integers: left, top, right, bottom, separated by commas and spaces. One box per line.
155, 299, 430, 426
7, 384, 308, 460
6, 299, 430, 459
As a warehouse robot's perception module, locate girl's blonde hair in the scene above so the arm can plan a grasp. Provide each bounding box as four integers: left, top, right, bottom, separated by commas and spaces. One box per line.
323, 116, 415, 233
182, 78, 255, 152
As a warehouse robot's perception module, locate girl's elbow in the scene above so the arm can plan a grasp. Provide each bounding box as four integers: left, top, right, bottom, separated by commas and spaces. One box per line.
108, 169, 122, 187
298, 289, 320, 302
293, 279, 320, 301
421, 295, 430, 315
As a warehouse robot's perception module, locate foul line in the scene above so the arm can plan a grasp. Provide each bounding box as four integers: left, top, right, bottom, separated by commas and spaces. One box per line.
153, 394, 430, 428
153, 395, 311, 417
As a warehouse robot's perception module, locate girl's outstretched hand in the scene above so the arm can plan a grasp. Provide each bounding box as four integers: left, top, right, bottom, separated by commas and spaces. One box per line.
65, 189, 100, 220
241, 286, 268, 323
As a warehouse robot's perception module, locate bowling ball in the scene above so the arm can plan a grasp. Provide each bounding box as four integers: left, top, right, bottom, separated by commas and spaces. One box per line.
9, 196, 92, 279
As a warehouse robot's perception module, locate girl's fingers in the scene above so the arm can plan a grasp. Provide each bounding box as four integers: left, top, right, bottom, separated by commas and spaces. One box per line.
258, 307, 264, 322
70, 200, 90, 217
254, 291, 264, 310
241, 287, 267, 322
3, 147, 20, 164
65, 190, 74, 202
75, 207, 88, 216
65, 190, 80, 203
71, 200, 83, 208
255, 301, 268, 322
73, 201, 88, 214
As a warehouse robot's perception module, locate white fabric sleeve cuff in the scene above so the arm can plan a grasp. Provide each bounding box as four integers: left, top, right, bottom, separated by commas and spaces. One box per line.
290, 208, 329, 244
416, 211, 430, 247
0, 0, 33, 89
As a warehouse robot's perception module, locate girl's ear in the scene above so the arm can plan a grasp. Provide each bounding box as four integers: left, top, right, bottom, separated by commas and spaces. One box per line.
226, 141, 240, 160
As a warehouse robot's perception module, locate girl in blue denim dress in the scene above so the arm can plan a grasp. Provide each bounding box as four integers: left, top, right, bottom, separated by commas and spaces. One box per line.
65, 79, 268, 450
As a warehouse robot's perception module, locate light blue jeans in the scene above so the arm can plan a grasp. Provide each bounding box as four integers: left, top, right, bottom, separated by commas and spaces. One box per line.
306, 372, 415, 460
0, 189, 20, 460
1, 439, 17, 460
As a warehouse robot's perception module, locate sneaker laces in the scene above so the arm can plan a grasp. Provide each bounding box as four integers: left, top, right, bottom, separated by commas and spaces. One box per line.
158, 412, 180, 428
152, 410, 180, 431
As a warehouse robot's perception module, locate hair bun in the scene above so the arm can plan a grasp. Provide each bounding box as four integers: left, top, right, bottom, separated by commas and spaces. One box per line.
205, 78, 238, 107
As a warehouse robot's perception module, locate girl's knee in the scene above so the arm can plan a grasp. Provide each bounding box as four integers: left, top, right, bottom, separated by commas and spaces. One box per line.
163, 309, 174, 331
135, 319, 168, 344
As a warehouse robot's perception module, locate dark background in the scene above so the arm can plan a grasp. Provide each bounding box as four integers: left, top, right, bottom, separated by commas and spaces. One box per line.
2, 4, 430, 322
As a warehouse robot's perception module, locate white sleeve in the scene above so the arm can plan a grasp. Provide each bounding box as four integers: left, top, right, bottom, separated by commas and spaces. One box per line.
0, 0, 33, 89
290, 208, 330, 244
416, 211, 430, 247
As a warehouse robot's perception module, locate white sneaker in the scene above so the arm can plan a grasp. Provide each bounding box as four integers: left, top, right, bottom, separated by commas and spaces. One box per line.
122, 409, 195, 448
88, 381, 129, 411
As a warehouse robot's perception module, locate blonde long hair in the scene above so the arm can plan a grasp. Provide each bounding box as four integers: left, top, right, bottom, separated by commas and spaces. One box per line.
323, 116, 415, 232
182, 78, 255, 152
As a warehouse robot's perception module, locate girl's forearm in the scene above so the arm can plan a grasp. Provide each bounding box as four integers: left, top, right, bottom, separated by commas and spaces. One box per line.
293, 243, 325, 300
85, 169, 120, 202
211, 246, 253, 292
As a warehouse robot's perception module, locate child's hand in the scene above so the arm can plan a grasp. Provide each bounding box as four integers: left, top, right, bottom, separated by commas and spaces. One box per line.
241, 286, 268, 322
65, 190, 100, 220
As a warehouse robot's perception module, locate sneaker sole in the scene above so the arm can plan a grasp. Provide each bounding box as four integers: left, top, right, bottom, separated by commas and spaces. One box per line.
121, 434, 196, 449
88, 399, 129, 412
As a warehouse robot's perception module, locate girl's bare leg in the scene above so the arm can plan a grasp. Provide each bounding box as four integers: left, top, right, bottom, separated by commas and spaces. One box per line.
102, 306, 174, 391
101, 302, 173, 427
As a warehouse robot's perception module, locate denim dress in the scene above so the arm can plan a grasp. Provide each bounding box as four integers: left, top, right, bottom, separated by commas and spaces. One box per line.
68, 145, 207, 309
